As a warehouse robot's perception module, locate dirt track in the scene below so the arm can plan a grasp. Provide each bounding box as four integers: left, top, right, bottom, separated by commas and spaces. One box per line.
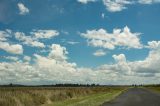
102, 88, 160, 106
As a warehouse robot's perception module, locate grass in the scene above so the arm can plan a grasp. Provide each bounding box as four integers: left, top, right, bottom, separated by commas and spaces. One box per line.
50, 90, 123, 106
0, 87, 126, 106
145, 86, 160, 93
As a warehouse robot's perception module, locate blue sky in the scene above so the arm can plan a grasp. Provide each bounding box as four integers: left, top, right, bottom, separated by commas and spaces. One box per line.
0, 0, 160, 85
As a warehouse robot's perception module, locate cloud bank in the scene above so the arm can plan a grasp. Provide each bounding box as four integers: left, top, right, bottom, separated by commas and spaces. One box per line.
0, 27, 160, 85
0, 41, 160, 85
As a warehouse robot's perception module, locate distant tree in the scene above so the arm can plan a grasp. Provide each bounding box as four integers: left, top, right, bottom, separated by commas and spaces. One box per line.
9, 83, 13, 87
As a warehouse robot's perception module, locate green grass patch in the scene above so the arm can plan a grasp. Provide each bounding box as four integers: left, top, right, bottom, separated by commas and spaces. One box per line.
49, 90, 123, 106
0, 87, 126, 106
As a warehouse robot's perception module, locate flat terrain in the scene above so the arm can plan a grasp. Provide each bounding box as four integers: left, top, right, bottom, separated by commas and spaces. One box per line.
102, 88, 160, 106
0, 87, 125, 106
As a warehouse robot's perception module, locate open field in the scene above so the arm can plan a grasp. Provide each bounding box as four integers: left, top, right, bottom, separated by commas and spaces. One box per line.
0, 86, 126, 106
145, 86, 160, 93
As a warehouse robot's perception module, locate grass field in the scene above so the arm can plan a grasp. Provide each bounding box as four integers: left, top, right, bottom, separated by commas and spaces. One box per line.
0, 87, 126, 106
146, 86, 160, 93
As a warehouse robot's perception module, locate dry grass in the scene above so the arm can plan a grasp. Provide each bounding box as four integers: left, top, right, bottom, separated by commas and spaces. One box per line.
146, 86, 160, 93
0, 87, 125, 106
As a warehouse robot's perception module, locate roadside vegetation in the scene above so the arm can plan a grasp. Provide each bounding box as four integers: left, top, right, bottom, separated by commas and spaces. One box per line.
145, 85, 160, 93
0, 86, 126, 106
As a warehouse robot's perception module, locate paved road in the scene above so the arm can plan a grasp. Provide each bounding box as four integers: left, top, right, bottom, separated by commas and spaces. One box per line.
102, 88, 160, 106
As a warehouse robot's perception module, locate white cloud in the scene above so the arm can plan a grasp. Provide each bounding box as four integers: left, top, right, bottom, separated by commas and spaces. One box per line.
31, 30, 59, 39
0, 29, 59, 49
67, 41, 79, 45
0, 30, 12, 41
17, 3, 29, 15
0, 42, 160, 85
0, 42, 23, 55
93, 49, 107, 56
79, 0, 160, 12
102, 0, 133, 12
14, 29, 59, 48
112, 54, 126, 62
4, 56, 19, 61
81, 26, 142, 50
23, 56, 31, 62
129, 49, 160, 76
138, 0, 160, 4
15, 32, 45, 48
49, 44, 68, 61
77, 0, 97, 4
146, 41, 160, 49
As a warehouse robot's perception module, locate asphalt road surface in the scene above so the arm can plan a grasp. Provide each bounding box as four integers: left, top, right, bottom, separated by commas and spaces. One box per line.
102, 88, 160, 106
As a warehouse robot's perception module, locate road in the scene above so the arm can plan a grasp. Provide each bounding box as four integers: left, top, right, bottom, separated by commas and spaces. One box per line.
102, 88, 160, 106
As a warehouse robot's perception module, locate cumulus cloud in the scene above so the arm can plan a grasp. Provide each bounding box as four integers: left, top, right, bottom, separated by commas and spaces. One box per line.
0, 41, 160, 85
0, 42, 23, 55
146, 41, 160, 49
15, 29, 59, 48
93, 49, 107, 56
103, 0, 133, 12
0, 29, 12, 41
112, 54, 126, 62
49, 44, 68, 61
15, 32, 45, 48
23, 56, 31, 62
99, 43, 160, 78
17, 3, 29, 15
78, 0, 160, 12
129, 51, 160, 76
0, 43, 118, 84
31, 30, 59, 39
0, 29, 59, 49
138, 0, 160, 4
81, 26, 142, 50
4, 56, 19, 61
77, 0, 97, 4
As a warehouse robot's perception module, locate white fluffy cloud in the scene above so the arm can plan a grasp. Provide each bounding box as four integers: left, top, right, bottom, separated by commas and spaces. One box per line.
103, 0, 133, 12
15, 32, 45, 48
112, 54, 126, 62
93, 49, 106, 56
138, 0, 160, 4
81, 26, 142, 50
0, 42, 23, 55
14, 29, 59, 48
17, 3, 29, 15
49, 44, 68, 60
146, 41, 160, 49
0, 30, 23, 55
4, 56, 19, 61
78, 0, 160, 12
0, 41, 160, 85
23, 56, 31, 62
77, 0, 97, 4
31, 30, 59, 39
0, 30, 12, 41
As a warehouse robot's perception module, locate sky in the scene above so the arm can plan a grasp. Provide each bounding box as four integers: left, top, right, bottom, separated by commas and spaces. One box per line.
0, 0, 160, 85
